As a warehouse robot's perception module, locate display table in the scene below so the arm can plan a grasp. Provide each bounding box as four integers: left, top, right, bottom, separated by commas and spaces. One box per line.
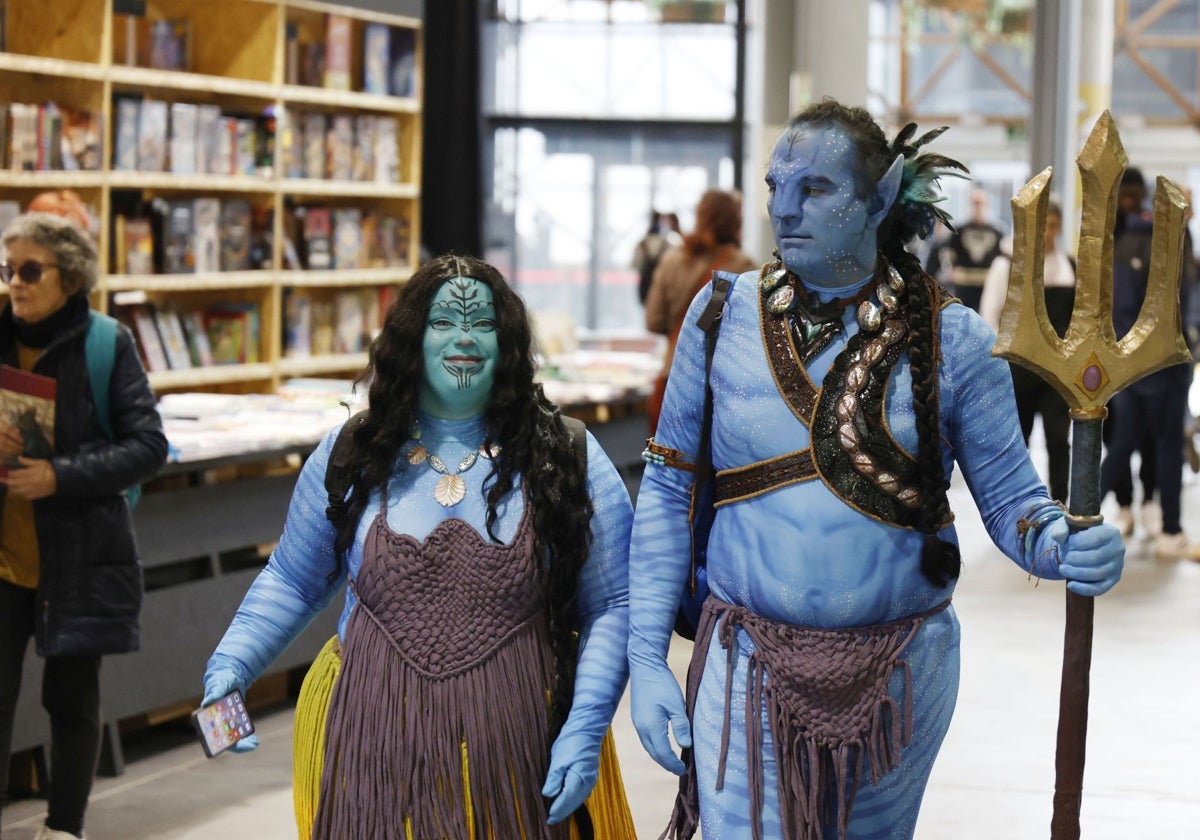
10, 377, 649, 778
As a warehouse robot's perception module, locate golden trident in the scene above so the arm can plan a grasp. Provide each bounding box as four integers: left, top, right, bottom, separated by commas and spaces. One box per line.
993, 110, 1190, 840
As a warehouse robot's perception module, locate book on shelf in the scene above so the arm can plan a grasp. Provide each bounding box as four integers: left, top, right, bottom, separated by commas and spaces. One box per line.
60, 107, 103, 171
373, 116, 399, 184
136, 98, 169, 172
301, 41, 325, 88
389, 27, 418, 98
233, 118, 256, 176
0, 366, 56, 477
278, 108, 302, 178
205, 303, 260, 365
332, 208, 363, 270
211, 116, 235, 177
323, 14, 353, 91
181, 310, 214, 367
301, 111, 326, 179
113, 97, 140, 171
352, 114, 376, 181
285, 22, 300, 85
363, 23, 391, 95
122, 216, 155, 275
310, 299, 336, 356
362, 286, 383, 342
195, 104, 222, 175
36, 103, 64, 171
283, 288, 313, 359
146, 18, 189, 71
192, 198, 221, 274
161, 199, 195, 273
302, 206, 332, 271
7, 103, 38, 172
154, 304, 194, 370
360, 211, 380, 267
0, 202, 20, 258
334, 289, 366, 353
219, 200, 253, 271
169, 101, 198, 174
327, 115, 353, 181
128, 303, 170, 372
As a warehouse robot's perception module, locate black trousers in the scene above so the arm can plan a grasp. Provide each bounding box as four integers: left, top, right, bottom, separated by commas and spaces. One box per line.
1010, 365, 1071, 502
0, 579, 102, 837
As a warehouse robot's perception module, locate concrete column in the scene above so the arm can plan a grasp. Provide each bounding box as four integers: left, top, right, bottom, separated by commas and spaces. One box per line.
745, 0, 870, 261
1030, 0, 1082, 249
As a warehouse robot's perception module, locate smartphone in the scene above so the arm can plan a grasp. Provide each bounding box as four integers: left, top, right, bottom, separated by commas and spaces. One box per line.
191, 689, 255, 758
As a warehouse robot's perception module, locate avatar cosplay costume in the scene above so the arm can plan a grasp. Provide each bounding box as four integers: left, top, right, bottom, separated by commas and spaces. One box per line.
630, 259, 1073, 840
206, 413, 636, 839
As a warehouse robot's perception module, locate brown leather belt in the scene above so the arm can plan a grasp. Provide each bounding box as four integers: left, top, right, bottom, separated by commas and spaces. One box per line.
713, 448, 818, 507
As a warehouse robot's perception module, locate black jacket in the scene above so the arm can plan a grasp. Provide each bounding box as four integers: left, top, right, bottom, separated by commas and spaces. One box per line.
0, 302, 168, 657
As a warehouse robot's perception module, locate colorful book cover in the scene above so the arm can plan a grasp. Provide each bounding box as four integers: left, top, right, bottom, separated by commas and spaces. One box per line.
204, 304, 260, 365
323, 14, 352, 91
283, 288, 313, 358
194, 104, 222, 174
332, 207, 362, 269
302, 206, 332, 270
123, 216, 155, 275
362, 23, 390, 95
0, 365, 56, 477
389, 27, 417, 98
334, 289, 366, 353
182, 310, 214, 366
161, 199, 195, 274
219, 199, 253, 271
154, 305, 193, 370
192, 198, 221, 274
326, 115, 353, 181
168, 101, 198, 174
131, 304, 170, 372
372, 116, 398, 184
301, 111, 326, 180
136, 98, 168, 172
352, 114, 375, 181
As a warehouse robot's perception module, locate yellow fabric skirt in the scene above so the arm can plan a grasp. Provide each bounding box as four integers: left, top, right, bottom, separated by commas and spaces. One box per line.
293, 636, 638, 840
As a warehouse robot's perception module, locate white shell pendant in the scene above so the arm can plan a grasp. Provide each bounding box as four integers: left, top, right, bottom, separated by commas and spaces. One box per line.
407, 444, 428, 465
434, 473, 467, 506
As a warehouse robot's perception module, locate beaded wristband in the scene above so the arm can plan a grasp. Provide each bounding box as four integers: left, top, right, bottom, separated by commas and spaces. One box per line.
1016, 500, 1067, 571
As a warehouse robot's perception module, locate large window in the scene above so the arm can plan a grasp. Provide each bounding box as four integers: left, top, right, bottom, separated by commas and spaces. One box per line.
482, 0, 744, 332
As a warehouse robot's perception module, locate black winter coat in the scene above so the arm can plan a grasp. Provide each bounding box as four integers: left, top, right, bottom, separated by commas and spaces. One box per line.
0, 301, 168, 657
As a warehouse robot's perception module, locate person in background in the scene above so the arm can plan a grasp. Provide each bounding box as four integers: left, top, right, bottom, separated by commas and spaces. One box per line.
0, 213, 168, 840
979, 199, 1076, 502
643, 189, 757, 434
1101, 167, 1198, 559
634, 210, 682, 306
203, 254, 636, 839
628, 99, 1124, 839
925, 187, 1003, 311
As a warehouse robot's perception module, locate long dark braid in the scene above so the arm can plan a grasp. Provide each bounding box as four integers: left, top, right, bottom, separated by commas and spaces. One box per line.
791, 99, 968, 586
327, 253, 593, 737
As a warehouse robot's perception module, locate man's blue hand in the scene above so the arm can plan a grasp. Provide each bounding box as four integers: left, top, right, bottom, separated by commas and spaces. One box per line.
1047, 518, 1125, 596
541, 732, 600, 825
200, 669, 259, 753
629, 664, 690, 775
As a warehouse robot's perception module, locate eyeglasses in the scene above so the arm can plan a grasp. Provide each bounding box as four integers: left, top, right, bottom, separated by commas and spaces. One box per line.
0, 260, 57, 285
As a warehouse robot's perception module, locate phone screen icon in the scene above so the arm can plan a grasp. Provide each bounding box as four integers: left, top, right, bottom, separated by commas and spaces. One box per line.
191, 689, 254, 757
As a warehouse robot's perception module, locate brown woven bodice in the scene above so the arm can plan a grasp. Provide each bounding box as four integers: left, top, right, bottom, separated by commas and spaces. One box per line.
358, 509, 541, 677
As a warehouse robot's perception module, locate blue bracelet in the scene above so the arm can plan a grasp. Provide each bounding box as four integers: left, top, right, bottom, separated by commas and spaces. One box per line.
1017, 500, 1067, 564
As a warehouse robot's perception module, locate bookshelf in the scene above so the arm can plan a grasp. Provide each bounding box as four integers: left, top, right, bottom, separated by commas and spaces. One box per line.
0, 0, 423, 394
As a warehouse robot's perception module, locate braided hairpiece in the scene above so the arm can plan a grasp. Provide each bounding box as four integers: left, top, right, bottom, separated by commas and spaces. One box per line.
888, 123, 969, 242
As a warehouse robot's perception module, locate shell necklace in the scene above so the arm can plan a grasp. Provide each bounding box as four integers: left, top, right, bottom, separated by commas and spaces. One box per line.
406, 423, 498, 507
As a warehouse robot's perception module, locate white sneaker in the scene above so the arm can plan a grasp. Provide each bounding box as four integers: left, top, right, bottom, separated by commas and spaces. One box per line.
1115, 506, 1135, 537
1141, 499, 1162, 538
1154, 531, 1200, 561
34, 827, 83, 839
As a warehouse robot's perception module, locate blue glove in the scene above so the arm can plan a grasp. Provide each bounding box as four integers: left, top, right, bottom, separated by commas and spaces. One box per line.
1041, 517, 1125, 597
541, 730, 601, 825
201, 669, 260, 753
628, 661, 691, 775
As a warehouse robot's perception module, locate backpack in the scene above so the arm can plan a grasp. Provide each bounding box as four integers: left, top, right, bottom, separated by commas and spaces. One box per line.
85, 311, 143, 508
672, 270, 736, 640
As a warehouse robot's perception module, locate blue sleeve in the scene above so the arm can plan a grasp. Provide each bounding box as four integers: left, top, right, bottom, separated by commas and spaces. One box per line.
204, 429, 346, 690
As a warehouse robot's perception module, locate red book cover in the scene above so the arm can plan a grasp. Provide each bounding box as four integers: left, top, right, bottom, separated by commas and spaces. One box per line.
0, 365, 56, 477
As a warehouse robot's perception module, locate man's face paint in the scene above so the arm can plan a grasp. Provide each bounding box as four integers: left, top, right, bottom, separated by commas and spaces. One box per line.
766, 123, 880, 288
419, 277, 499, 419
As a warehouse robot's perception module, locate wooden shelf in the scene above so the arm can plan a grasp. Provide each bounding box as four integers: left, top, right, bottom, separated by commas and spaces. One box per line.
106, 272, 276, 292
278, 353, 369, 376
4, 0, 422, 396
280, 267, 411, 287
148, 363, 275, 390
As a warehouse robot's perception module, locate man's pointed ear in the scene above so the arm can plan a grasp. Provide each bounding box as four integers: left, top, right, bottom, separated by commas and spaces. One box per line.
870, 154, 905, 228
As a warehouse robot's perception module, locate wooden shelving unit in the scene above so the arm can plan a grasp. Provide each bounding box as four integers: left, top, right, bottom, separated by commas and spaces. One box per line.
0, 0, 423, 392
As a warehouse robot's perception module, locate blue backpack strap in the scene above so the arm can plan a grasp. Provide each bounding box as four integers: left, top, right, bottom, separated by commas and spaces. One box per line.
86, 311, 119, 441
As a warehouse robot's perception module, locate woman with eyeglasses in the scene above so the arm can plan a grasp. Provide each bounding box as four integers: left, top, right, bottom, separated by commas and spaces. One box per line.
0, 212, 167, 840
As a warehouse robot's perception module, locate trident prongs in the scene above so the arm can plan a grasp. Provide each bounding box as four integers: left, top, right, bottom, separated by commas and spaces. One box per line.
992, 110, 1191, 418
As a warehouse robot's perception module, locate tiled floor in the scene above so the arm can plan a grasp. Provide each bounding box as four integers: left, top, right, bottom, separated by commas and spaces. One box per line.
4, 420, 1200, 839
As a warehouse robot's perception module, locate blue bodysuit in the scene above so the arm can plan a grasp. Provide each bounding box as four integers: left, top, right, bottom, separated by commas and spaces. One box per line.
207, 413, 633, 832
630, 267, 1062, 839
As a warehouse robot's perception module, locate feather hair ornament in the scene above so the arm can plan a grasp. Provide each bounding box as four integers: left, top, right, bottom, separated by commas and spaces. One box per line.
889, 122, 969, 242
